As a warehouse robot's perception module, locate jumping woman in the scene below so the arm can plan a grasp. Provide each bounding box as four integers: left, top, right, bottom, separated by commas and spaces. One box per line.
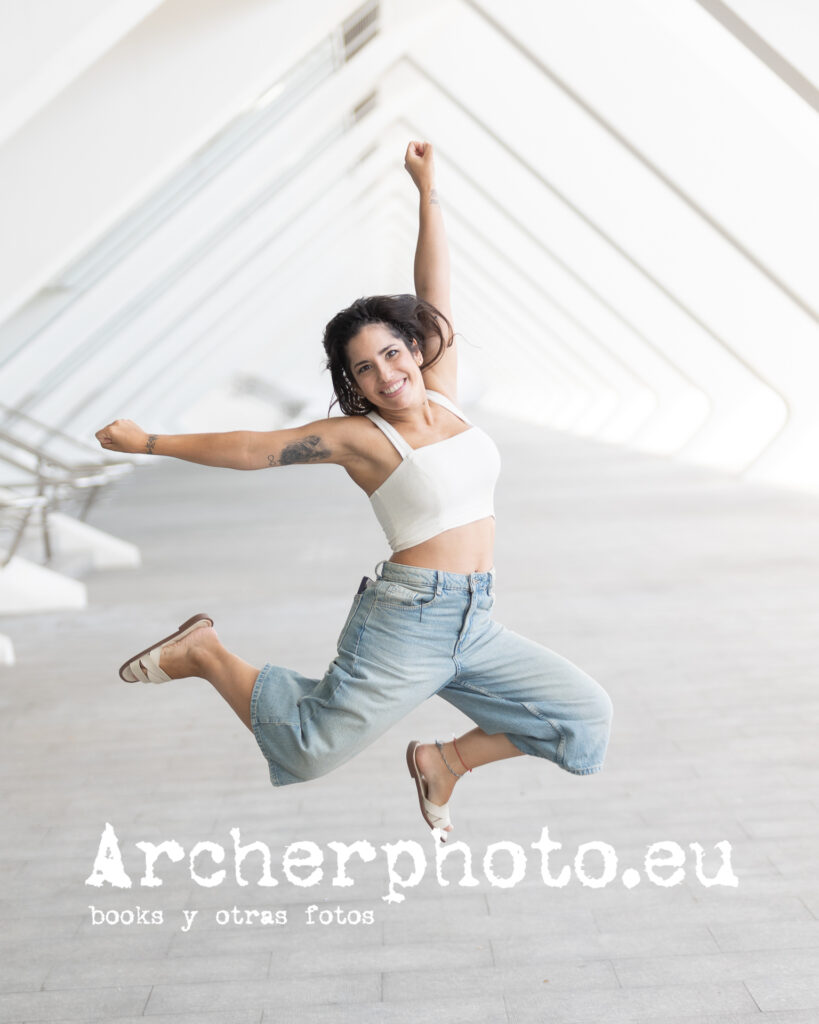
95, 140, 613, 841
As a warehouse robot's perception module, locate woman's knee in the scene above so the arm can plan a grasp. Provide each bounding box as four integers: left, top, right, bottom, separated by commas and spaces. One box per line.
595, 685, 614, 729
571, 668, 612, 727
582, 684, 613, 764
585, 685, 613, 757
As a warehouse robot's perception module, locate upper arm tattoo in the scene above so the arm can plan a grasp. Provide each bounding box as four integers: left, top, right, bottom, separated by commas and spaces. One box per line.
267, 434, 331, 467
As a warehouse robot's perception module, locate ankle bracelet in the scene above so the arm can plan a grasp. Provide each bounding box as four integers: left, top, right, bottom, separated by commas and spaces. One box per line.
435, 739, 467, 778
452, 735, 472, 773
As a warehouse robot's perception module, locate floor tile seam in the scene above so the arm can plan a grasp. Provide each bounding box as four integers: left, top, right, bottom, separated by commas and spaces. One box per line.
387, 976, 760, 1003
145, 970, 385, 991
741, 976, 764, 1014
590, 907, 816, 932
0, 982, 155, 1005
13, 1017, 254, 1024
646, 1017, 811, 1024
0, 982, 50, 998
608, 955, 625, 988
603, 945, 819, 968
708, 921, 819, 952
143, 987, 385, 1012
796, 894, 819, 921
243, 954, 497, 979
572, 972, 810, 992
40, 949, 273, 971
250, 933, 491, 954
40, 973, 282, 993
381, 964, 696, 991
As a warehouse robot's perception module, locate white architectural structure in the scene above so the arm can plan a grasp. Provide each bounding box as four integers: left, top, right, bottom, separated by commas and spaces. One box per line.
0, 0, 817, 610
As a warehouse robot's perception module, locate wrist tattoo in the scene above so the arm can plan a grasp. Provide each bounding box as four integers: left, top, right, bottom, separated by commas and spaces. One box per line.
145, 434, 158, 455
428, 188, 440, 206
267, 454, 276, 467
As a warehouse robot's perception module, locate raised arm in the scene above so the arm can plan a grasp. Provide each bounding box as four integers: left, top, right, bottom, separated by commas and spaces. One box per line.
95, 417, 355, 471
404, 140, 457, 394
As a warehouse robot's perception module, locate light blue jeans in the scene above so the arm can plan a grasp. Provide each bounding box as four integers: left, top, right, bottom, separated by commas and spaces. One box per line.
250, 561, 613, 786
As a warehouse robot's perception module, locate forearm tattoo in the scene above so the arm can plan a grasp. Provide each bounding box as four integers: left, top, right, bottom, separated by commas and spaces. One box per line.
428, 188, 440, 206
267, 435, 330, 467
145, 434, 158, 455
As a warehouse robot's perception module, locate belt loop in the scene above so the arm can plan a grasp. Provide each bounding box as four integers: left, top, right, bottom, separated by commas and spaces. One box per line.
375, 559, 386, 579
435, 570, 443, 596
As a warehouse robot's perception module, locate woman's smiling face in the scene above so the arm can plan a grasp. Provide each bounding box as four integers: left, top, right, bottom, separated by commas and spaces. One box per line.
346, 323, 424, 412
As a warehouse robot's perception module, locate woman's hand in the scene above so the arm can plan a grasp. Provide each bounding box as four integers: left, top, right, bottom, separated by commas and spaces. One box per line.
95, 419, 150, 455
404, 140, 436, 194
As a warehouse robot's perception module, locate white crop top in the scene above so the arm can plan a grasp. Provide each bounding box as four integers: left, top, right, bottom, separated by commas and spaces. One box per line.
365, 390, 501, 552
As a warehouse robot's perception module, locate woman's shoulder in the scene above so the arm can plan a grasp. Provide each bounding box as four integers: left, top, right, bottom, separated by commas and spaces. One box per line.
323, 411, 388, 460
328, 413, 400, 496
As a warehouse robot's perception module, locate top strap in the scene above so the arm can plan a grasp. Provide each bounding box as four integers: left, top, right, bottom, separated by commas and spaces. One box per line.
366, 411, 413, 459
425, 389, 472, 425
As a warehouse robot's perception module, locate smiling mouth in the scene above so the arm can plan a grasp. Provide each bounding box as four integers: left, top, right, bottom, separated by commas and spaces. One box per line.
381, 379, 407, 396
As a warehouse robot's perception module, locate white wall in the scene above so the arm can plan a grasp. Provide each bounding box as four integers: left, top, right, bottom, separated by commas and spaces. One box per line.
0, 0, 359, 323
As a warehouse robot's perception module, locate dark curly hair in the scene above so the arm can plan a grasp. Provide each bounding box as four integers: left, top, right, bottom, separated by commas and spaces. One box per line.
323, 294, 454, 416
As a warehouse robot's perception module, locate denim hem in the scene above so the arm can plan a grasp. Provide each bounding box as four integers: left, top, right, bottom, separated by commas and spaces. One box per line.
563, 763, 603, 776
503, 732, 603, 776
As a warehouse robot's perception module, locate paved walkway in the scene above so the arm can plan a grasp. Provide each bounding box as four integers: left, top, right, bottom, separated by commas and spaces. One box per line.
2, 415, 818, 1023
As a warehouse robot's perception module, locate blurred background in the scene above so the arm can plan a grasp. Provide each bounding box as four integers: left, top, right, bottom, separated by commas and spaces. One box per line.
1, 0, 817, 633
2, 0, 818, 456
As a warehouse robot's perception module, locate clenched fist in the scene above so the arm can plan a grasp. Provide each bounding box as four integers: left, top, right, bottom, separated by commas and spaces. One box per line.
404, 140, 436, 193
95, 419, 151, 455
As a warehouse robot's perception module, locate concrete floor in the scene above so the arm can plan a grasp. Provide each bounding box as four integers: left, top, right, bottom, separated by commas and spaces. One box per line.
2, 414, 819, 1023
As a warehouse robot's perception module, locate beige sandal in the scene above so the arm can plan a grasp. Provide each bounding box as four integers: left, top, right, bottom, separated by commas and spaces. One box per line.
118, 614, 213, 683
406, 740, 452, 843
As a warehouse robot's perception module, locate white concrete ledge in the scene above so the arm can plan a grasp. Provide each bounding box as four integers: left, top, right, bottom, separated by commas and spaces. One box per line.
47, 511, 141, 570
0, 632, 14, 665
0, 553, 87, 614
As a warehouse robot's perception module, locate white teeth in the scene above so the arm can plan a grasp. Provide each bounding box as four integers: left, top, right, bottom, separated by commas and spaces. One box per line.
383, 380, 405, 395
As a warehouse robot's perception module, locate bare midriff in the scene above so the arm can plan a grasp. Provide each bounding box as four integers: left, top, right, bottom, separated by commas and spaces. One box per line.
387, 516, 495, 575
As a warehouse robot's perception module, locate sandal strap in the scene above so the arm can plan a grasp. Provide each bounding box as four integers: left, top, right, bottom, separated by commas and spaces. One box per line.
131, 649, 171, 684
421, 794, 451, 829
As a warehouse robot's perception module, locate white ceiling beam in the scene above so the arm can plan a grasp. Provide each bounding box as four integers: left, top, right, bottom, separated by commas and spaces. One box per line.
0, 0, 364, 324
0, 0, 166, 146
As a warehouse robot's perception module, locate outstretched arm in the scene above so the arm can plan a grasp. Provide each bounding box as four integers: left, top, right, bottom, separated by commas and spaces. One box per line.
95, 417, 354, 471
404, 140, 457, 393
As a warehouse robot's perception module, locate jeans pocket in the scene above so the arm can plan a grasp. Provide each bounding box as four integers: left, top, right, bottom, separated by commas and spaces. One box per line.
376, 579, 438, 610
